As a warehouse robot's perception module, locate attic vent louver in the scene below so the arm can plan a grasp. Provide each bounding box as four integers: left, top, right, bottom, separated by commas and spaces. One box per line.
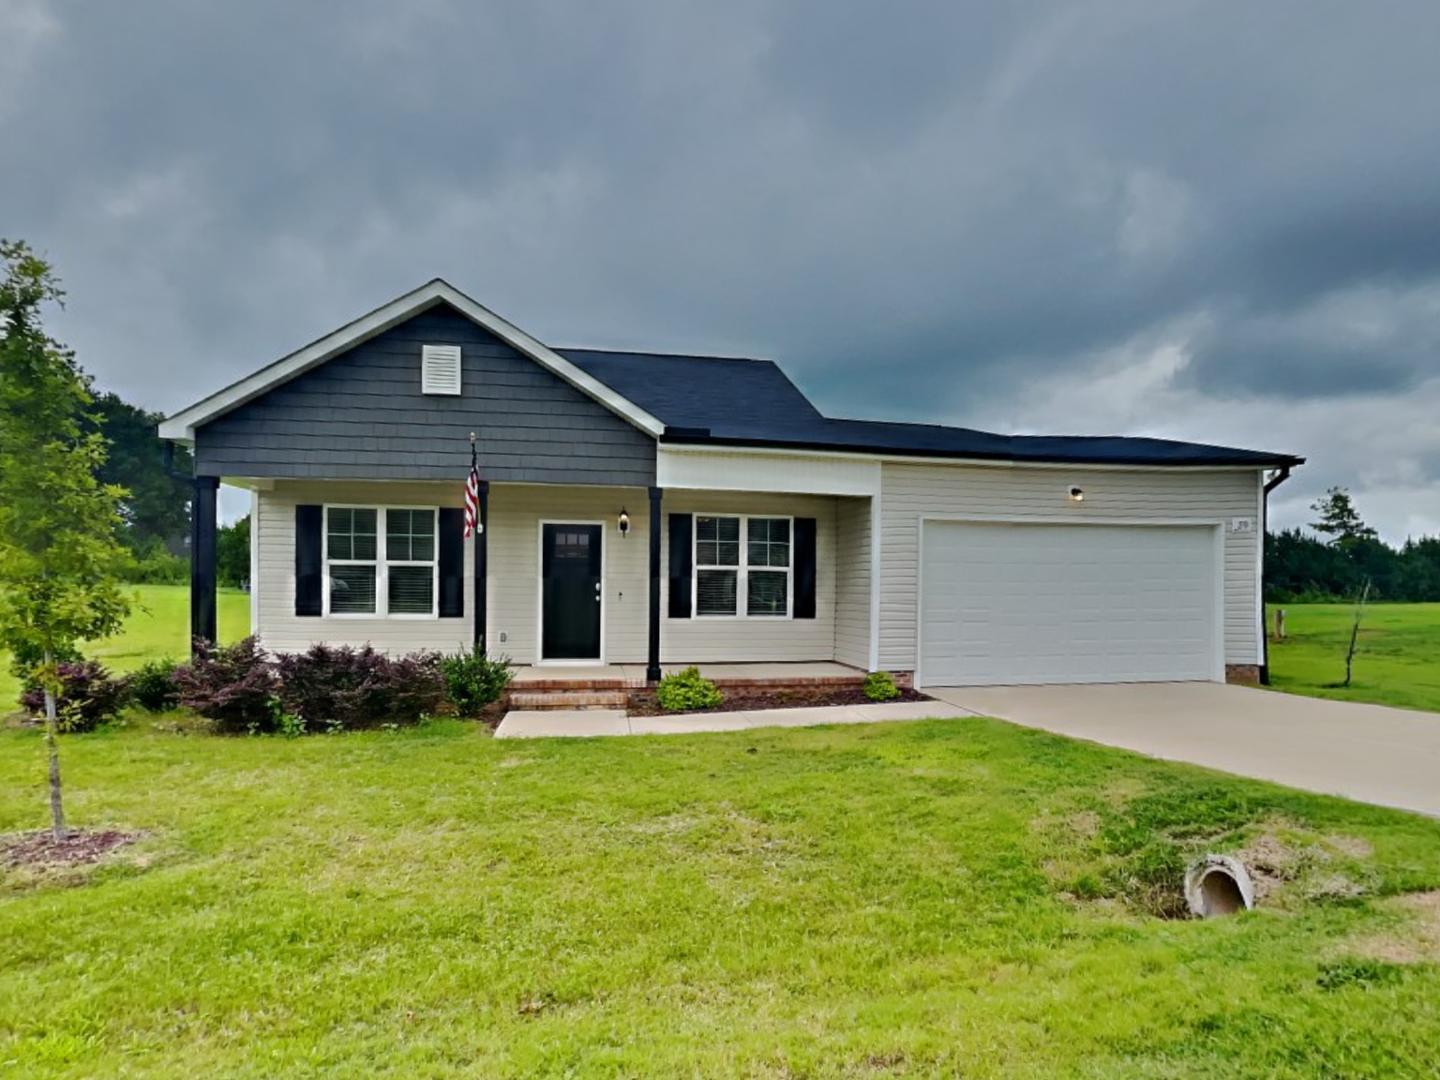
421, 344, 462, 395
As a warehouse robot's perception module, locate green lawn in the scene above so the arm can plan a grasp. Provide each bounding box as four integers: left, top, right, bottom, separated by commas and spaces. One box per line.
4, 717, 1440, 1076
1266, 602, 1440, 713
0, 585, 249, 707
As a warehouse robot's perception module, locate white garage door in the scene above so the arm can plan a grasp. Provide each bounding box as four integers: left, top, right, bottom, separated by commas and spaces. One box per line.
919, 521, 1220, 687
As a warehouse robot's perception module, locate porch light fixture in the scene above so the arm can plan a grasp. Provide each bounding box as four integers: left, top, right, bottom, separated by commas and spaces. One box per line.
618, 508, 631, 537
1067, 486, 1085, 503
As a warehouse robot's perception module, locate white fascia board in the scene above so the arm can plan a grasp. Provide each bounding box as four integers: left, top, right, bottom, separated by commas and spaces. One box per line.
157, 279, 665, 442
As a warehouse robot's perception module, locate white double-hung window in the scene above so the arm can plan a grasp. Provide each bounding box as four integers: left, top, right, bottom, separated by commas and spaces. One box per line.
324, 506, 438, 617
694, 514, 791, 617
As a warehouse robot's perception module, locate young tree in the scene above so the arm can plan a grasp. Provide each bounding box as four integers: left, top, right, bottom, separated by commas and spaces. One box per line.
1310, 486, 1378, 548
0, 241, 131, 841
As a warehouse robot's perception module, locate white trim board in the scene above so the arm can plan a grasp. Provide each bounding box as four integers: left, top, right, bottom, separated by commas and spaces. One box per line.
657, 445, 880, 495
158, 279, 665, 443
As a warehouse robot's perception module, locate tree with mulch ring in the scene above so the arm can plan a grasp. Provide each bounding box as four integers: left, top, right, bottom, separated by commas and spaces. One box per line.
2, 829, 140, 878
0, 240, 132, 847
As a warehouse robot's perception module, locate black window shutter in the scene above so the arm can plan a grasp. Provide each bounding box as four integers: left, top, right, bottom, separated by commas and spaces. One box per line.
668, 513, 693, 618
438, 508, 464, 618
793, 517, 817, 619
294, 504, 323, 616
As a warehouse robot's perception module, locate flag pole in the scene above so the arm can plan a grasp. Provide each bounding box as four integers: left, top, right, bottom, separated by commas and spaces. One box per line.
468, 432, 489, 652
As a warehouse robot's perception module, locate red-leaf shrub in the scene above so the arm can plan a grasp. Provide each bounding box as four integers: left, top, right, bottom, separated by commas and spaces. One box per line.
273, 644, 445, 730
172, 637, 280, 733
19, 660, 129, 731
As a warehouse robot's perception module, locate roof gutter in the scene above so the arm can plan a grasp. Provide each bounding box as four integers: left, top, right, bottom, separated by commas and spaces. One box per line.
1264, 465, 1293, 495
1258, 464, 1296, 685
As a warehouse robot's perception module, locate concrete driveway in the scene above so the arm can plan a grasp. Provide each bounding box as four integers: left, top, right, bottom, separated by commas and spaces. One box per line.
926, 682, 1440, 817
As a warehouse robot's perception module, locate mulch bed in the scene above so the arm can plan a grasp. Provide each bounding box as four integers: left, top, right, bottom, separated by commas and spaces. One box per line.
474, 701, 510, 729
2, 828, 140, 872
626, 686, 931, 717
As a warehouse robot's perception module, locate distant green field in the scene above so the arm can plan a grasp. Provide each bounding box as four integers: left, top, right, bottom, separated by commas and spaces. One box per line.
1266, 602, 1440, 714
0, 585, 249, 707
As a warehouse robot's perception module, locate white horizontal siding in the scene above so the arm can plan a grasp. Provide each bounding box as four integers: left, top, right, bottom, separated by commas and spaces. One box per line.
833, 497, 872, 669
662, 492, 840, 664
256, 481, 650, 662
254, 480, 474, 655
255, 481, 866, 667
879, 463, 1264, 672
485, 485, 650, 665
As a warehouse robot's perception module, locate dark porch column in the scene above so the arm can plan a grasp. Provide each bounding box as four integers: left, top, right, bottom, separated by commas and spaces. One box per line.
190, 475, 219, 653
647, 485, 663, 682
475, 480, 490, 652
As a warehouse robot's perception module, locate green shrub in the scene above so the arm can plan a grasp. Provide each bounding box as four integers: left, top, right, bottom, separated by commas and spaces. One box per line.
655, 666, 723, 712
129, 657, 181, 711
126, 539, 188, 584
441, 647, 513, 716
863, 671, 900, 702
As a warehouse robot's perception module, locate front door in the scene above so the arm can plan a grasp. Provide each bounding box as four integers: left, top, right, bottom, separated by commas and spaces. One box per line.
541, 523, 603, 660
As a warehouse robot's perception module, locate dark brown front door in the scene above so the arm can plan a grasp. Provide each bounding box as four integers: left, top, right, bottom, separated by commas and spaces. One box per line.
541, 524, 602, 660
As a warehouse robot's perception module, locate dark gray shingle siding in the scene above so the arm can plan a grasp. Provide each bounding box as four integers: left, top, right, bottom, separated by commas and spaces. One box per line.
194, 305, 656, 485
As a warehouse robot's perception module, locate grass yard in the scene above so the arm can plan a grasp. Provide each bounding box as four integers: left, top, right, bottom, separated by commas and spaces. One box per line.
4, 717, 1440, 1077
0, 584, 249, 707
1266, 602, 1440, 714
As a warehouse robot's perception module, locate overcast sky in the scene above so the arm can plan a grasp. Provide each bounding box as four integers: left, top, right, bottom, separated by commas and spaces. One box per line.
5, 1, 1438, 539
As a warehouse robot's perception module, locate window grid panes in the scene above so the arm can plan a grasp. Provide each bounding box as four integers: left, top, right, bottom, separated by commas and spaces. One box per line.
386, 509, 435, 562
747, 518, 790, 567
325, 506, 436, 617
694, 515, 791, 618
327, 507, 377, 561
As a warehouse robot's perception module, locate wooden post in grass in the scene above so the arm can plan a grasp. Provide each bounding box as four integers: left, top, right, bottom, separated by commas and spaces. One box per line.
1342, 580, 1372, 689
1274, 608, 1286, 641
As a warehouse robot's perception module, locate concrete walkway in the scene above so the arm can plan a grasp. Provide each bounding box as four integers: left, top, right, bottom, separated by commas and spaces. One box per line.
927, 682, 1440, 817
494, 700, 942, 739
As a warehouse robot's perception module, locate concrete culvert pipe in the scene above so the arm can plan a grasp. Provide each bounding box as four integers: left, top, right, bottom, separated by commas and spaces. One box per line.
1184, 855, 1255, 917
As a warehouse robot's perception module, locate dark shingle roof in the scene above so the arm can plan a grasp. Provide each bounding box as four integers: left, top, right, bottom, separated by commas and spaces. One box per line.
559, 348, 1303, 468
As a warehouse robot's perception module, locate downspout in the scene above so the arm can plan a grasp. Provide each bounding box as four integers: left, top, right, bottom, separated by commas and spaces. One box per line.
1259, 466, 1293, 685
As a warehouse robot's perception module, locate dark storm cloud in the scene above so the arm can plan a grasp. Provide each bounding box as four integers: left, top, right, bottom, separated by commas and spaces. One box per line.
3, 0, 1439, 538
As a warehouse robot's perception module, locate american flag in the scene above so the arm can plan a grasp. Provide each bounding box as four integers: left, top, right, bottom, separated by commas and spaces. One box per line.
463, 458, 481, 539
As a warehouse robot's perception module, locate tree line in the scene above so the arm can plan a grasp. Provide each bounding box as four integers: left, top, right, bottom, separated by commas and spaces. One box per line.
87, 393, 248, 587
1265, 488, 1440, 602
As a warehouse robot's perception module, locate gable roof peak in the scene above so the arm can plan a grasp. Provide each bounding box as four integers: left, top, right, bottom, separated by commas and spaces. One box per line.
158, 280, 665, 443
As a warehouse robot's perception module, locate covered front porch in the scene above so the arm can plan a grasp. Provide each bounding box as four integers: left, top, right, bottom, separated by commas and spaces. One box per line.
199, 469, 878, 684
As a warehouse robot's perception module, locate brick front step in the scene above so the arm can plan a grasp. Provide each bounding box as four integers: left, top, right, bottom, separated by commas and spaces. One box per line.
509, 690, 630, 710
510, 678, 629, 691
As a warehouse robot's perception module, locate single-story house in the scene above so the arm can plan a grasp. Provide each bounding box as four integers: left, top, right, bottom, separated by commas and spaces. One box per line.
158, 279, 1302, 689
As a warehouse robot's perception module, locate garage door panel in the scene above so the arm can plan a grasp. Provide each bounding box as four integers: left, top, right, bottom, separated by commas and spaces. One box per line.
920, 522, 1218, 686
